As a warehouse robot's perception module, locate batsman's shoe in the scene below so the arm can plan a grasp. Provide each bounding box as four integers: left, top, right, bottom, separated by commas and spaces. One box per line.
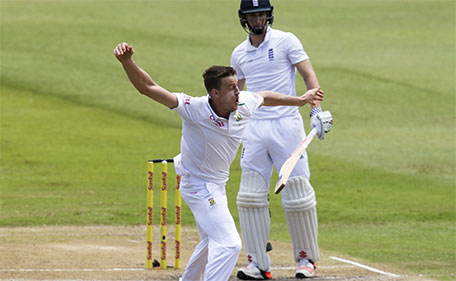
237, 263, 272, 280
296, 259, 316, 278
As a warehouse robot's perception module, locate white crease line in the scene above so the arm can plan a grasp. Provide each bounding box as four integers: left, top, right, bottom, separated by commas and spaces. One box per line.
330, 256, 400, 277
0, 268, 145, 272
0, 279, 125, 281
1, 265, 354, 273
271, 265, 355, 270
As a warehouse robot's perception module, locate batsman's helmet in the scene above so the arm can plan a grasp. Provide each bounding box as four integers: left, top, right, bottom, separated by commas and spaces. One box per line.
238, 0, 274, 35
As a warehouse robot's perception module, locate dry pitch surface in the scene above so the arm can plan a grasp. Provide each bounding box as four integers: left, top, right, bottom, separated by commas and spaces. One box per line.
0, 226, 433, 281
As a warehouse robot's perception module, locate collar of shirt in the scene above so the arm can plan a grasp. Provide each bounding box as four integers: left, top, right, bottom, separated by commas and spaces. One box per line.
205, 95, 247, 129
205, 96, 230, 125
245, 27, 272, 51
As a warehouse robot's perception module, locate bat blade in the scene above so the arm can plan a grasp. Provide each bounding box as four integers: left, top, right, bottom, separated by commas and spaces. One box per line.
274, 128, 317, 194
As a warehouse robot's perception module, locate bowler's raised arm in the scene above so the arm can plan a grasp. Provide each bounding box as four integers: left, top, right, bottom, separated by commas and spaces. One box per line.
114, 42, 178, 109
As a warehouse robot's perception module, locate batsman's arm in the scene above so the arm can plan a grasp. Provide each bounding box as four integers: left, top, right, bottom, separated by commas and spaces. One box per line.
114, 43, 178, 109
295, 60, 321, 108
258, 87, 323, 107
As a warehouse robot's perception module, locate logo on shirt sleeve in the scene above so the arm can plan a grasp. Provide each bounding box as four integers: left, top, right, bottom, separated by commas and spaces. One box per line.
184, 95, 191, 105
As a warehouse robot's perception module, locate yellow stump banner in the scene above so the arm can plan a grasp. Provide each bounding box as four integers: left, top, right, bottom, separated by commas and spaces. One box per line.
146, 161, 154, 269
146, 159, 181, 270
160, 160, 168, 269
175, 174, 182, 269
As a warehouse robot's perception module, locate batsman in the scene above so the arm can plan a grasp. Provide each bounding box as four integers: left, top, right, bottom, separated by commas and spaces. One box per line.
231, 0, 333, 279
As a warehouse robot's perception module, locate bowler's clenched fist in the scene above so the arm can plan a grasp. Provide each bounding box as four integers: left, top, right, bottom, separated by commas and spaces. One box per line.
114, 42, 134, 62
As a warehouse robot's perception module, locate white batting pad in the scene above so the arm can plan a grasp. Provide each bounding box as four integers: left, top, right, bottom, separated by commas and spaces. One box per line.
237, 171, 271, 271
281, 176, 320, 262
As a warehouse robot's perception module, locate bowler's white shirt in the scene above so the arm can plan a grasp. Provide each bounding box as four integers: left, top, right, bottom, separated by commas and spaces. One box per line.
172, 91, 263, 185
231, 28, 309, 119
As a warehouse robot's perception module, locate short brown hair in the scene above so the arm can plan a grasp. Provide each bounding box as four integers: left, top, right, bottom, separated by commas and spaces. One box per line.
202, 66, 237, 93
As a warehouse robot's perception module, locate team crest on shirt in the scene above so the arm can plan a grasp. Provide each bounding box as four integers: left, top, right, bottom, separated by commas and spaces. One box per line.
235, 112, 243, 121
208, 197, 216, 206
268, 48, 274, 62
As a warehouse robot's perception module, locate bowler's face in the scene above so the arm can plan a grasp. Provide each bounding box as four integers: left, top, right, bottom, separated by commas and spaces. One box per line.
218, 75, 240, 112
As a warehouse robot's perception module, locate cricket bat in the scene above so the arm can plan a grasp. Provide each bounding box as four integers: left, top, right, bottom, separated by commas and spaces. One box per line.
274, 128, 317, 194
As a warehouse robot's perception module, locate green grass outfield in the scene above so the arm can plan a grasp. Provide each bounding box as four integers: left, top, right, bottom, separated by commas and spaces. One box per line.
1, 0, 455, 280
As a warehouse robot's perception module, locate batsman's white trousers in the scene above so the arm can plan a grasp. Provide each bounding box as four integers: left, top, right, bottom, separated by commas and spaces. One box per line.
180, 181, 242, 281
241, 114, 310, 186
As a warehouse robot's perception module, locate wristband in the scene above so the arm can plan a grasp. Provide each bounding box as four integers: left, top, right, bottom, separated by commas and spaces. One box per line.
310, 107, 322, 117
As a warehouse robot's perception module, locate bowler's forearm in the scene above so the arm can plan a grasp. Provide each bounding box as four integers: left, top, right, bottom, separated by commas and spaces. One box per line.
120, 59, 178, 108
121, 59, 156, 95
259, 91, 306, 106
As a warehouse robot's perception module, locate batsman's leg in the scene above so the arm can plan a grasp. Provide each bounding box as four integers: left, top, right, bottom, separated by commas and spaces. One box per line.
237, 170, 272, 278
281, 176, 319, 278
238, 119, 275, 279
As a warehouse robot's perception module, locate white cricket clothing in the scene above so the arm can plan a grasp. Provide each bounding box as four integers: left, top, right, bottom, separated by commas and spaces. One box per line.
231, 28, 309, 120
231, 27, 311, 181
240, 114, 310, 186
171, 90, 263, 281
237, 171, 271, 271
231, 27, 318, 270
282, 176, 320, 262
172, 91, 264, 185
180, 182, 242, 281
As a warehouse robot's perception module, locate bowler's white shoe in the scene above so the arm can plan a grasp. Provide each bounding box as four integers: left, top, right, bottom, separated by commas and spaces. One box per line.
237, 263, 272, 280
296, 259, 316, 278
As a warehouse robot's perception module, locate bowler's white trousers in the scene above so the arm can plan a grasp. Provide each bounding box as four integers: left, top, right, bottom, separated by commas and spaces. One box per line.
179, 180, 242, 281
